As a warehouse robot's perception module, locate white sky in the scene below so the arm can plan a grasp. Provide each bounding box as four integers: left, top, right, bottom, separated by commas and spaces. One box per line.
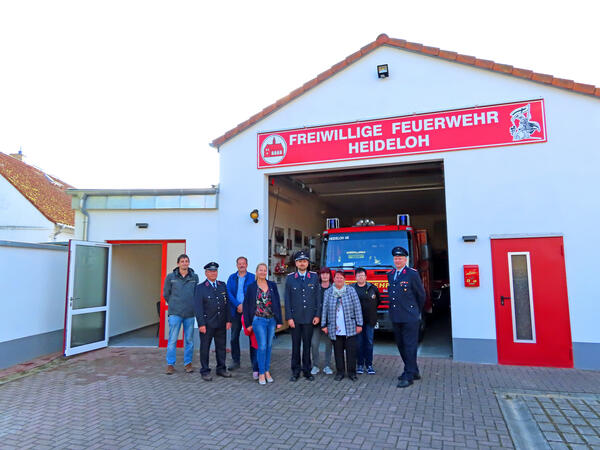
1, 0, 598, 189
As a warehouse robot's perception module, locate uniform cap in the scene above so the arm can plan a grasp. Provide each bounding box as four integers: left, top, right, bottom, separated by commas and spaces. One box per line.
391, 246, 408, 257
294, 250, 309, 261
204, 261, 219, 270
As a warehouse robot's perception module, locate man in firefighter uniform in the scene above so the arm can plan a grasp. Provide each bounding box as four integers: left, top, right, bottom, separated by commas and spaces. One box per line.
387, 246, 426, 388
194, 262, 232, 381
285, 250, 321, 381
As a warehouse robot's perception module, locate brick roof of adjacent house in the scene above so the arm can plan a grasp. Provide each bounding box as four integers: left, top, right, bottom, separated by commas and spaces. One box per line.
211, 33, 599, 148
0, 152, 75, 226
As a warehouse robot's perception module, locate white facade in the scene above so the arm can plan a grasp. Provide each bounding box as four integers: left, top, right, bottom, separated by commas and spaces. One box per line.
0, 175, 74, 243
215, 46, 600, 367
66, 44, 600, 369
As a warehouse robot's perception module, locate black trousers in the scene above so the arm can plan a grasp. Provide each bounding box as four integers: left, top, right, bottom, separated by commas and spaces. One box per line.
230, 312, 242, 364
392, 321, 420, 381
333, 335, 357, 376
199, 326, 227, 375
290, 323, 314, 376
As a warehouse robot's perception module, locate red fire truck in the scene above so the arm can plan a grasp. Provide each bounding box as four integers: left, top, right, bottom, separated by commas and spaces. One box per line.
320, 215, 432, 333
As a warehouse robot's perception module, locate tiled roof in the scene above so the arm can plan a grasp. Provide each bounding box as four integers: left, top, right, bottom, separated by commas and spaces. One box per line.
211, 33, 599, 148
0, 152, 75, 226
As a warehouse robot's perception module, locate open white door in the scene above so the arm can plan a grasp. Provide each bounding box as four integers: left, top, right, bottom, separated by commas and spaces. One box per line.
64, 240, 112, 356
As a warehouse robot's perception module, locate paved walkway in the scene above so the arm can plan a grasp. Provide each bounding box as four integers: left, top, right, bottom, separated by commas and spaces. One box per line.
1, 348, 600, 449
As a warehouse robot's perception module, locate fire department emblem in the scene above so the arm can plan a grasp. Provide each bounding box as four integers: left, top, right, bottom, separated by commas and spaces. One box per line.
260, 134, 287, 165
509, 103, 541, 141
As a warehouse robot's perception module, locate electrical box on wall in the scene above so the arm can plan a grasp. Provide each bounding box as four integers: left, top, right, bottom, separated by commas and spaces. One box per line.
464, 265, 480, 287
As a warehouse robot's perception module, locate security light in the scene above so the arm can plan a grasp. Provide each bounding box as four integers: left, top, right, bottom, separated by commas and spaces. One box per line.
250, 209, 259, 223
377, 64, 389, 78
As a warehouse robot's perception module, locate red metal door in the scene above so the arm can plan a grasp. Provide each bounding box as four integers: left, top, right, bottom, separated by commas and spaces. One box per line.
491, 236, 573, 367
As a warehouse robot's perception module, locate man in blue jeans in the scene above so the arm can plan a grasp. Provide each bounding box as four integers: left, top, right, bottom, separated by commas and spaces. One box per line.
163, 254, 199, 374
226, 256, 255, 372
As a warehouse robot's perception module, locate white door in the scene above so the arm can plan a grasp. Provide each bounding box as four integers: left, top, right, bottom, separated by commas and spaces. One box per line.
64, 240, 112, 356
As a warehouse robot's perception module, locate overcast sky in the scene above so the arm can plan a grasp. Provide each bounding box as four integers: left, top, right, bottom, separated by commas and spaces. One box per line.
1, 0, 598, 189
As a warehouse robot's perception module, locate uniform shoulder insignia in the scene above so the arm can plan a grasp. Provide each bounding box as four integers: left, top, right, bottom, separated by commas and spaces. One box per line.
287, 272, 294, 277
387, 269, 395, 274
409, 268, 418, 272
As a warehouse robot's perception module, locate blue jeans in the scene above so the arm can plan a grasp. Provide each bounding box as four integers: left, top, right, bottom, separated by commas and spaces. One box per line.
252, 316, 276, 374
166, 315, 195, 366
356, 324, 375, 367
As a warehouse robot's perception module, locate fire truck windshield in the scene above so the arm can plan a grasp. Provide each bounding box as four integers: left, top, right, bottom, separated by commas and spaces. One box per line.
322, 230, 411, 269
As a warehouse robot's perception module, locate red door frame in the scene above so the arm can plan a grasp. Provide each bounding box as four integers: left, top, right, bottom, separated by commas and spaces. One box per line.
490, 236, 573, 368
106, 239, 186, 348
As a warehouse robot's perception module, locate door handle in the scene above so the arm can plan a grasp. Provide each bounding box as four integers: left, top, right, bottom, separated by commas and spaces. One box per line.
500, 295, 511, 306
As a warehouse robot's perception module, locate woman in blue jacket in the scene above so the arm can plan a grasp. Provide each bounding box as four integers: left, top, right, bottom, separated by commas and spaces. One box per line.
243, 263, 283, 385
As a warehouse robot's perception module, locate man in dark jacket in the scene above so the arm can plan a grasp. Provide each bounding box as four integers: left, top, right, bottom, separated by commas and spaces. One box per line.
352, 267, 381, 375
163, 254, 199, 375
387, 246, 426, 388
284, 250, 321, 381
225, 256, 255, 371
194, 262, 232, 381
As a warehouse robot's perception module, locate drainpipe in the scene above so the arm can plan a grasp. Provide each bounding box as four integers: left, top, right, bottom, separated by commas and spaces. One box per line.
80, 194, 90, 241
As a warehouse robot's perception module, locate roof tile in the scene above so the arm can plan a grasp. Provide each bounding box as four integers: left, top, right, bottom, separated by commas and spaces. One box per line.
212, 34, 600, 147
0, 152, 74, 226
475, 59, 494, 69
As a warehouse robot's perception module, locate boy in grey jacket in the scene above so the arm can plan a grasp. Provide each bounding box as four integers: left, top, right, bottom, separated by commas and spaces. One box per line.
163, 254, 199, 374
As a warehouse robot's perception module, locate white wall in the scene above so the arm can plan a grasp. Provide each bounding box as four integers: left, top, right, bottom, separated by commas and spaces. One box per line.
82, 209, 219, 278
217, 45, 600, 346
0, 244, 67, 343
109, 244, 162, 337
0, 175, 57, 243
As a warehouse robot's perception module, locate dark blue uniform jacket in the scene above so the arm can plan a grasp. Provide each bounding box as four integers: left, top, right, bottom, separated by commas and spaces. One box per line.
284, 271, 322, 324
194, 280, 232, 328
387, 267, 426, 323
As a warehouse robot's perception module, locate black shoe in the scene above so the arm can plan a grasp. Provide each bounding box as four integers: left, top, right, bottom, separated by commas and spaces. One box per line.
305, 374, 315, 381
201, 374, 213, 381
289, 374, 299, 382
397, 379, 413, 388
398, 373, 421, 381
227, 363, 240, 371
349, 375, 358, 381
334, 374, 344, 381
216, 371, 232, 378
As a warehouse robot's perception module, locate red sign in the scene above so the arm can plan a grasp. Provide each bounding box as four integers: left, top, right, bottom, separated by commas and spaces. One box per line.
464, 265, 480, 287
257, 99, 546, 168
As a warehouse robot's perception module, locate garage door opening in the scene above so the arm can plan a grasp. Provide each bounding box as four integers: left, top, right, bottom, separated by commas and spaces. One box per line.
106, 240, 186, 348
268, 161, 451, 358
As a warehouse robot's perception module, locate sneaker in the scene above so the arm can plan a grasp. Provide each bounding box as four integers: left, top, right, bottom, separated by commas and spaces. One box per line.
166, 365, 175, 375
311, 366, 320, 375
323, 366, 333, 375
356, 365, 364, 374
252, 371, 259, 380
184, 363, 194, 373
367, 366, 375, 375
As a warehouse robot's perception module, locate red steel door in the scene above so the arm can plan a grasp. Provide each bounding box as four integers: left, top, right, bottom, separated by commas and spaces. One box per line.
491, 236, 573, 367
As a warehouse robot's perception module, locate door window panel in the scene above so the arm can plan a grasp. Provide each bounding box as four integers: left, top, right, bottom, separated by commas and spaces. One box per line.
510, 253, 535, 341
71, 311, 107, 347
73, 245, 109, 309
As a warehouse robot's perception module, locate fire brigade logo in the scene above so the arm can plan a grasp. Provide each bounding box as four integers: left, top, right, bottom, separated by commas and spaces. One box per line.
509, 104, 541, 141
260, 134, 287, 165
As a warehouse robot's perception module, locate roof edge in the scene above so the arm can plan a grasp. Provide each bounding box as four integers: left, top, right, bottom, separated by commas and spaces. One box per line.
211, 33, 599, 149
66, 188, 219, 196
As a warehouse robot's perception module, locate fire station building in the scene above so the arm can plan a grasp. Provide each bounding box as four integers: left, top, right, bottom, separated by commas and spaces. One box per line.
66, 34, 600, 370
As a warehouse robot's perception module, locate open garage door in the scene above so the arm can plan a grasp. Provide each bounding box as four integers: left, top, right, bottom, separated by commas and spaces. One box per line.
268, 161, 451, 357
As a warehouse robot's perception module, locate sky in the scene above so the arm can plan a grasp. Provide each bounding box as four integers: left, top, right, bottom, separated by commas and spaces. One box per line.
0, 0, 598, 189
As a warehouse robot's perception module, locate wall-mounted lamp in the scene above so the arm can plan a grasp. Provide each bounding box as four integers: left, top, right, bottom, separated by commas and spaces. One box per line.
250, 209, 259, 223
377, 64, 389, 78
136, 223, 149, 229
462, 235, 477, 243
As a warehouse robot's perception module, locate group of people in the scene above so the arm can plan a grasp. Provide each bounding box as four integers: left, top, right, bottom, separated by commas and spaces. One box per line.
162, 245, 425, 388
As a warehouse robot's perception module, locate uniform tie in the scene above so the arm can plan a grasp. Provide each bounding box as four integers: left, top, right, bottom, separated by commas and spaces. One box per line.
211, 282, 216, 288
